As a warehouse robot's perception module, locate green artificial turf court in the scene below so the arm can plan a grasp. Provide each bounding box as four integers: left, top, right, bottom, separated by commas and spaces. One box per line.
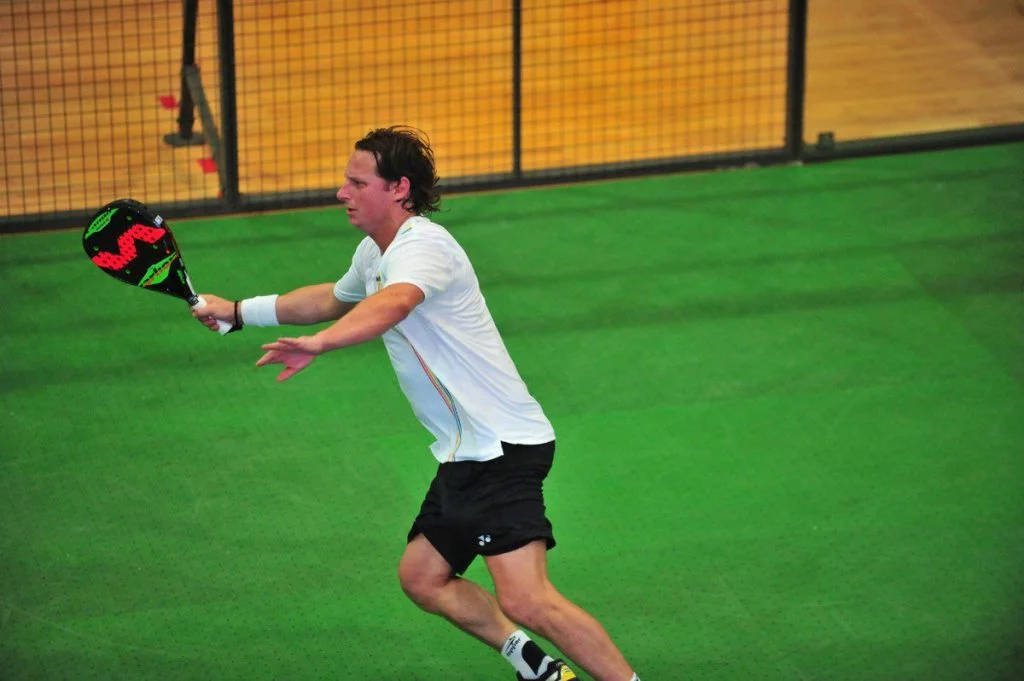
1, 142, 1022, 680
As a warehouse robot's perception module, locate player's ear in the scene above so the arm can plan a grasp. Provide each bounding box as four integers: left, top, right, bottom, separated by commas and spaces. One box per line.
393, 176, 412, 204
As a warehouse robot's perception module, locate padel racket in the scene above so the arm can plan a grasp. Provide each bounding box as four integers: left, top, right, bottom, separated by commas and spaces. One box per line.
83, 198, 233, 334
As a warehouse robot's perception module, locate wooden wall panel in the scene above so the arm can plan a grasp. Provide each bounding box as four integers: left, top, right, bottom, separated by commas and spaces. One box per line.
1, 0, 1021, 220
805, 0, 1024, 142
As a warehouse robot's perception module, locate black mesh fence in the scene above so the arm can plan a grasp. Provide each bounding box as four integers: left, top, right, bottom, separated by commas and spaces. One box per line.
1, 0, 221, 226
2, 0, 1021, 232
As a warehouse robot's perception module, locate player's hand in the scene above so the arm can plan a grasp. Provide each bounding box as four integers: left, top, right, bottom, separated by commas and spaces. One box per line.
257, 336, 326, 381
192, 293, 235, 331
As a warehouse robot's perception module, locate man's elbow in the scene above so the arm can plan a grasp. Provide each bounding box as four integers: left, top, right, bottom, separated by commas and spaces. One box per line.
387, 284, 425, 322
395, 300, 417, 321
394, 296, 423, 320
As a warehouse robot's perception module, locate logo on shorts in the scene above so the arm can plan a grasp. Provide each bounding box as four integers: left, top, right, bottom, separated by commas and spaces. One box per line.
477, 534, 492, 547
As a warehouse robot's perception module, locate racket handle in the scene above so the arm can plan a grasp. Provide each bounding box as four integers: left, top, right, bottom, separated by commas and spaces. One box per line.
193, 296, 233, 335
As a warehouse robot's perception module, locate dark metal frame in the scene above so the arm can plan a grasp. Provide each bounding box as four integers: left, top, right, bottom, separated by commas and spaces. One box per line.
163, 0, 238, 204
163, 0, 205, 149
3, 0, 1022, 233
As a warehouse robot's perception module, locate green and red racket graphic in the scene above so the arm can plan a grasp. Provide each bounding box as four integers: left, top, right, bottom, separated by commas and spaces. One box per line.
83, 199, 232, 334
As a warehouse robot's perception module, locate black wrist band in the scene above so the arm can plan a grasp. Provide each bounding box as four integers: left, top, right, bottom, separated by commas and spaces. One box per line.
231, 300, 243, 332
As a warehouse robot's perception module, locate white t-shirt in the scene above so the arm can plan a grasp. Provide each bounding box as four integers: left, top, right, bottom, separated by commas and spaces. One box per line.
334, 216, 555, 463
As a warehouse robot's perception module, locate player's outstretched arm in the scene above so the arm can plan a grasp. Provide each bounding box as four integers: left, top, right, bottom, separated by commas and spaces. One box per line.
193, 283, 356, 332
275, 283, 356, 324
257, 283, 423, 381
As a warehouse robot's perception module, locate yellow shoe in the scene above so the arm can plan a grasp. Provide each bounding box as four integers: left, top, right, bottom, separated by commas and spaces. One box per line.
549, 660, 578, 680
520, 659, 576, 681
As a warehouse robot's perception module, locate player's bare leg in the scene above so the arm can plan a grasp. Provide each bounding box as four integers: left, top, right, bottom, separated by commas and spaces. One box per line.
399, 534, 517, 647
486, 540, 637, 681
399, 535, 587, 679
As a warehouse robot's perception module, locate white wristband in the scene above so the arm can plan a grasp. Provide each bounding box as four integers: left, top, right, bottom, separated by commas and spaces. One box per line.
240, 294, 279, 327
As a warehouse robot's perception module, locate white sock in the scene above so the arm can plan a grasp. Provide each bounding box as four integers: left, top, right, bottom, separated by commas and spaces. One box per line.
629, 675, 641, 681
501, 629, 554, 679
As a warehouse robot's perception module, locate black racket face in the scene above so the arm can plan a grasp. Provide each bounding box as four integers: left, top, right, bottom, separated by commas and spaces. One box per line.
83, 199, 195, 302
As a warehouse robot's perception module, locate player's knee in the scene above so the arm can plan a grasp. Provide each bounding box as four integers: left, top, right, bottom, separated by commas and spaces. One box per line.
398, 574, 436, 610
398, 563, 444, 612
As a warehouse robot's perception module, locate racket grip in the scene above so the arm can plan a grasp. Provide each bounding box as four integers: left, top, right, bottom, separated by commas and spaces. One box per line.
193, 296, 233, 335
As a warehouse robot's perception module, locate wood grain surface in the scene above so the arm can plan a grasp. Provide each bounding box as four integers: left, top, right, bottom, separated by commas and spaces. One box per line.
1, 0, 1021, 218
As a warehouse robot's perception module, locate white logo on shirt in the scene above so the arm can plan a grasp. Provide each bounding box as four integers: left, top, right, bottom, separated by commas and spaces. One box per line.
477, 534, 492, 546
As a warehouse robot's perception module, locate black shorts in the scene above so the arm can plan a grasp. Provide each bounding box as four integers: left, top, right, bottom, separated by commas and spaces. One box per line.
407, 441, 556, 575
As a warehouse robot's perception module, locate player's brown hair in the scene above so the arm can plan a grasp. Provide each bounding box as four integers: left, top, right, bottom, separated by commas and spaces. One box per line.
355, 126, 441, 214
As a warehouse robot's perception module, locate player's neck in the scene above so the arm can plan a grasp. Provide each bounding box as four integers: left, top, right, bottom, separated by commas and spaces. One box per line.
369, 210, 416, 254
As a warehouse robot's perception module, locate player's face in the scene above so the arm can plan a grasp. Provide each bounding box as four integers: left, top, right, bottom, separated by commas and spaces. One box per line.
336, 150, 397, 234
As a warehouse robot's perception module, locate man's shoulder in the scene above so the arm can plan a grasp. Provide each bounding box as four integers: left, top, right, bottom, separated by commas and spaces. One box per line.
351, 235, 380, 261
389, 216, 461, 257
400, 215, 454, 243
